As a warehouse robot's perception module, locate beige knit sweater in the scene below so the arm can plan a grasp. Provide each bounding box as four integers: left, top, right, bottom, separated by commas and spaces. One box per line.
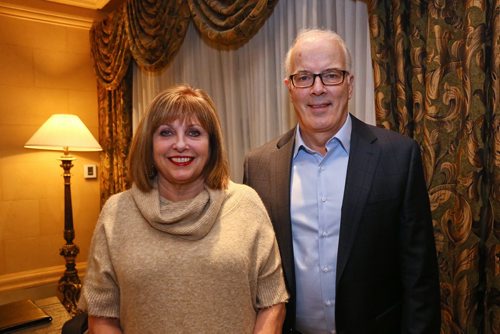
79, 181, 288, 333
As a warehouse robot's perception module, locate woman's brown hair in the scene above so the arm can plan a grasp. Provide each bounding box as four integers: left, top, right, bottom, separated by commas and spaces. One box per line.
128, 84, 230, 191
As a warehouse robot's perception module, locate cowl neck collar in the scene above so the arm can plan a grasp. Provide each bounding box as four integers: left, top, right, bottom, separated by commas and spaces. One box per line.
131, 183, 225, 240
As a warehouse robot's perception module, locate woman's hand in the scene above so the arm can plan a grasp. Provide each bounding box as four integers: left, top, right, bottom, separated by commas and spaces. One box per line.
88, 316, 123, 334
253, 303, 286, 334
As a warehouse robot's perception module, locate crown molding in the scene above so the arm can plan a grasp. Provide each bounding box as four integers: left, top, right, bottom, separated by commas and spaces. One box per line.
45, 0, 109, 10
0, 1, 94, 29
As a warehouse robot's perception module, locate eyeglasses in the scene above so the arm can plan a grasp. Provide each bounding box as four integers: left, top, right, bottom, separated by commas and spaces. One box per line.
289, 69, 349, 88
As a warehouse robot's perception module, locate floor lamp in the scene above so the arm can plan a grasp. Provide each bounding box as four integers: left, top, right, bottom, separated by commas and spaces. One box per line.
24, 114, 102, 315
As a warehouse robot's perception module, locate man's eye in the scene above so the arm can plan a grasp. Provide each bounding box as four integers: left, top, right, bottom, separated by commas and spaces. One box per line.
323, 72, 340, 80
295, 74, 312, 82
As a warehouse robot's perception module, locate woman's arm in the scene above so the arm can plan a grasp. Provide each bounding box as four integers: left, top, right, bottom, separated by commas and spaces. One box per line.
253, 303, 286, 334
88, 316, 122, 334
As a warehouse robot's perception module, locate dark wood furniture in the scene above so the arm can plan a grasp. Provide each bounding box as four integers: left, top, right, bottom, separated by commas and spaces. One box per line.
4, 297, 71, 334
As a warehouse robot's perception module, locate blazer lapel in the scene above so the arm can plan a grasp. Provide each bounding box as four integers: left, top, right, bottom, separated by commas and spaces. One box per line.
270, 129, 296, 289
336, 117, 380, 283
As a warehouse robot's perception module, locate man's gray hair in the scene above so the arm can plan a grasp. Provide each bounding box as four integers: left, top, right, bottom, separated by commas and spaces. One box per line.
284, 29, 352, 76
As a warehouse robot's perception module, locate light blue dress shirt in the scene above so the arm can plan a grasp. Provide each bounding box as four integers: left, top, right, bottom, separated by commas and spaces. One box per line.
290, 115, 352, 334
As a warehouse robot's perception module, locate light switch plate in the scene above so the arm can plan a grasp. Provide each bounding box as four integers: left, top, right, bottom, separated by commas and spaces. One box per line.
84, 164, 97, 179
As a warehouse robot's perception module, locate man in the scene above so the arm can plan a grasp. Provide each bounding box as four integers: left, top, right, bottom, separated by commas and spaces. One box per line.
243, 29, 441, 334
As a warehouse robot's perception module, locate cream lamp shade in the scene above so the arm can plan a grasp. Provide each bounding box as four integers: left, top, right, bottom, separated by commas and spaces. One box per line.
24, 114, 102, 152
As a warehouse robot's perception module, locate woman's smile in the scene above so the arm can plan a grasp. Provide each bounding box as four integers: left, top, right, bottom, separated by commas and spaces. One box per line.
169, 156, 195, 166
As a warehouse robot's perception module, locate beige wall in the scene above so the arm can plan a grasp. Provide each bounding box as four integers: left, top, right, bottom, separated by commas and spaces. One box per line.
0, 10, 100, 301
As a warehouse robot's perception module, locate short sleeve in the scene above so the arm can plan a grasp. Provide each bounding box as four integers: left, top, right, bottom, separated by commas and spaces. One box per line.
78, 202, 120, 318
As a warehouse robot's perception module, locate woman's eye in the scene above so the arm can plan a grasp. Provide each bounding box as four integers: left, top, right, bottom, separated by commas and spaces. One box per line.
159, 129, 173, 136
188, 129, 201, 137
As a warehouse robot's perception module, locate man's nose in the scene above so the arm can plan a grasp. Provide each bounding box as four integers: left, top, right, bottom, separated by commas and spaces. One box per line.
311, 75, 326, 94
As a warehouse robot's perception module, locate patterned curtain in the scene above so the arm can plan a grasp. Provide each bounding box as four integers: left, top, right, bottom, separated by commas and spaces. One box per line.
89, 0, 278, 206
90, 8, 133, 205
367, 0, 499, 333
187, 0, 278, 47
96, 67, 133, 203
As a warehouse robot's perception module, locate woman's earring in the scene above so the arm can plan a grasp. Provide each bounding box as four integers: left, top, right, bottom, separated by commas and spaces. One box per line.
149, 165, 157, 178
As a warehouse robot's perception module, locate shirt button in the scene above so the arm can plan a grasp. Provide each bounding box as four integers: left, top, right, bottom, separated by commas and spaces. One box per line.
321, 197, 327, 202
322, 266, 329, 272
325, 300, 332, 306
321, 231, 328, 238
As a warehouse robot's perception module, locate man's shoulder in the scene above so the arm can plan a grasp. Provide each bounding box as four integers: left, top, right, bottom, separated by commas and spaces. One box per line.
352, 116, 416, 148
245, 128, 295, 158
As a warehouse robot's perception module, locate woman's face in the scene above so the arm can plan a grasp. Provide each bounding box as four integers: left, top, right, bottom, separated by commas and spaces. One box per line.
152, 117, 210, 197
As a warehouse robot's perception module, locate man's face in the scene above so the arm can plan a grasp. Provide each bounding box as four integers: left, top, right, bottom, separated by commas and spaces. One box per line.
285, 38, 354, 142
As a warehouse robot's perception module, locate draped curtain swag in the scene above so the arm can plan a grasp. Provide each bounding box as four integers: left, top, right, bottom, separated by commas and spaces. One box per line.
367, 0, 499, 333
90, 8, 131, 89
125, 0, 191, 71
89, 0, 278, 205
188, 0, 279, 47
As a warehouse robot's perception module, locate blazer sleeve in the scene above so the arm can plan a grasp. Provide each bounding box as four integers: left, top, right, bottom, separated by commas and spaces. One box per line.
399, 140, 441, 333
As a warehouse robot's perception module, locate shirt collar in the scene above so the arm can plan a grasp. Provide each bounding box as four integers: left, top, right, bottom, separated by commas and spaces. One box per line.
293, 114, 352, 158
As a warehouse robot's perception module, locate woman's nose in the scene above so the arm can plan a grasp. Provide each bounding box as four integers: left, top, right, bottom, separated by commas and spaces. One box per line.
173, 135, 187, 151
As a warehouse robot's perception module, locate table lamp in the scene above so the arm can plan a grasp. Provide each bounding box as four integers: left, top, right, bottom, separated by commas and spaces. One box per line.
24, 114, 102, 315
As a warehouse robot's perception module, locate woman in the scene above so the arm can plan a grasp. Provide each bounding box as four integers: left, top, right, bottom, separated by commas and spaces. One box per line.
79, 85, 288, 333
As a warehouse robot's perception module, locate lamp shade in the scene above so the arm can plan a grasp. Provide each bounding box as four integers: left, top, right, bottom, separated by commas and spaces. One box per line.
24, 114, 102, 152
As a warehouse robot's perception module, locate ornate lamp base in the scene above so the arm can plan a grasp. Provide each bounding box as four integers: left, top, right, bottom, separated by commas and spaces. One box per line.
58, 156, 82, 316
58, 241, 82, 315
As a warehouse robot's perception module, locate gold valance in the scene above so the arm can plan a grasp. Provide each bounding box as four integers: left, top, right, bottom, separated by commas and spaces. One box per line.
124, 0, 191, 72
90, 0, 279, 88
90, 8, 132, 90
188, 0, 278, 47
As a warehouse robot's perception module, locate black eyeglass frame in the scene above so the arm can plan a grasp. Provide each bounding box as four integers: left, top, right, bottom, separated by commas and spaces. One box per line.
289, 69, 350, 88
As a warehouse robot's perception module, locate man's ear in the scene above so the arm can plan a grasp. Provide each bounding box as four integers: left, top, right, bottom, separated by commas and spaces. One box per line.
347, 74, 354, 99
284, 77, 292, 93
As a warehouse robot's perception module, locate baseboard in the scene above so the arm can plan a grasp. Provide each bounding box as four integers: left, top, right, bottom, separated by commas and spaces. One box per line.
0, 263, 87, 293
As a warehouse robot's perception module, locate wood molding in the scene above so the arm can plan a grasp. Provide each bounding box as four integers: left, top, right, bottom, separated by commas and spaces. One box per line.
45, 0, 109, 10
0, 263, 87, 293
0, 1, 94, 29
